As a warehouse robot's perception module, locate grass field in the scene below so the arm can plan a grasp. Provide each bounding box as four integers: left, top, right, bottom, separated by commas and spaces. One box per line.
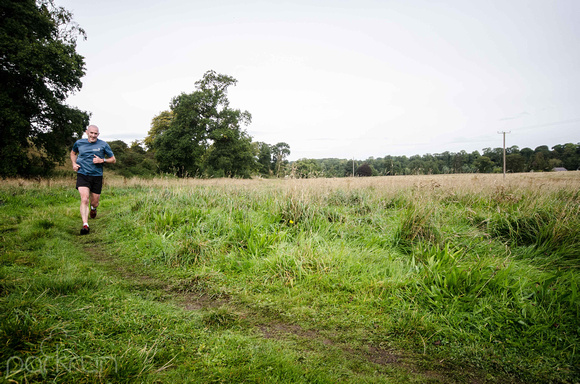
1, 172, 579, 383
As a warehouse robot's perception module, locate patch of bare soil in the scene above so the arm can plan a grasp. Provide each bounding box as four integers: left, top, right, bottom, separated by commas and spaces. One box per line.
84, 243, 229, 310
177, 293, 221, 311
257, 320, 402, 366
83, 242, 160, 286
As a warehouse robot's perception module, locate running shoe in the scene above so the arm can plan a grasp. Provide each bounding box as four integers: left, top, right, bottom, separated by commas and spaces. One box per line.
90, 207, 97, 219
80, 225, 90, 235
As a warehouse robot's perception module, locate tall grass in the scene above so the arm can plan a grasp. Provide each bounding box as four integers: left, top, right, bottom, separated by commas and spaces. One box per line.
1, 172, 579, 382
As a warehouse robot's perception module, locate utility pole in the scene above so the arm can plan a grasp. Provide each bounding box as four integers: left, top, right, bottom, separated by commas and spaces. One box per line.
498, 131, 511, 179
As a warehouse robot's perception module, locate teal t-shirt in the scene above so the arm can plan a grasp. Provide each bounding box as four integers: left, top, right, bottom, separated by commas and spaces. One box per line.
72, 139, 114, 176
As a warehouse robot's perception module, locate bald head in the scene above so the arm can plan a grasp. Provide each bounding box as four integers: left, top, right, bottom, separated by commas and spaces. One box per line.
86, 125, 100, 143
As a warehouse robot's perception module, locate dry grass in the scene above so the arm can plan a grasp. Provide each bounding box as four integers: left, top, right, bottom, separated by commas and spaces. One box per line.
5, 171, 578, 195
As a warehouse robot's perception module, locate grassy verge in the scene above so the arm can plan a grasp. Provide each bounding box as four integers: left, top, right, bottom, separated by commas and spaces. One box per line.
1, 172, 579, 383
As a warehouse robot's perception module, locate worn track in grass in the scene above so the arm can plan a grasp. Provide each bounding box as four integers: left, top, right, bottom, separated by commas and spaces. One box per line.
82, 235, 494, 384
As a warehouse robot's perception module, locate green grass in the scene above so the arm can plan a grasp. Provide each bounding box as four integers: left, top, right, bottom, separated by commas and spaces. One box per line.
0, 173, 579, 383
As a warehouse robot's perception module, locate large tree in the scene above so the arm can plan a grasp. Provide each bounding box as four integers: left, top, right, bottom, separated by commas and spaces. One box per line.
205, 108, 254, 178
151, 70, 253, 177
0, 0, 89, 176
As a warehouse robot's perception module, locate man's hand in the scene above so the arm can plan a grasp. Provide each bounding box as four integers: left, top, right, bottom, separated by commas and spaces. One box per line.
72, 162, 80, 172
93, 155, 105, 164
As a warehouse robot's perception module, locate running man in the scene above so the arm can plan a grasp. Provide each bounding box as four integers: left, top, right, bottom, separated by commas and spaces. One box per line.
70, 125, 116, 235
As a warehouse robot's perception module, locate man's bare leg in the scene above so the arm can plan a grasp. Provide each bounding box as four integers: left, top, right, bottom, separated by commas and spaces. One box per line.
89, 192, 100, 218
78, 187, 91, 225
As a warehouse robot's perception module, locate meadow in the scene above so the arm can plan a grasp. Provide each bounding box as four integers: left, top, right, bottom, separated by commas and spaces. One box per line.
0, 172, 578, 383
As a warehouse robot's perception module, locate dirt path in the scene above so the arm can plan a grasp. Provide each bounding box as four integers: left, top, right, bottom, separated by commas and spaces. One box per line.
84, 240, 480, 384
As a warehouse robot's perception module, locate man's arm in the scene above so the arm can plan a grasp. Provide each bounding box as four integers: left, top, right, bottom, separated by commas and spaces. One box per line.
93, 155, 116, 164
99, 142, 116, 164
70, 150, 80, 172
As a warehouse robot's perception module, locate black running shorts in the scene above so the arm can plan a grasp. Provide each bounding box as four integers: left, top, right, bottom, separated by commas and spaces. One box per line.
76, 174, 104, 194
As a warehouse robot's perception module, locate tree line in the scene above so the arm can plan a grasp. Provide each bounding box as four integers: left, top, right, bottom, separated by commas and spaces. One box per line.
106, 136, 292, 179
1, 1, 578, 179
89, 70, 580, 180
109, 137, 579, 179
290, 144, 580, 178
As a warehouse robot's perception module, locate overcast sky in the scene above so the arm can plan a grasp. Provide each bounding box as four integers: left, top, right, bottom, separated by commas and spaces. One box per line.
59, 0, 579, 160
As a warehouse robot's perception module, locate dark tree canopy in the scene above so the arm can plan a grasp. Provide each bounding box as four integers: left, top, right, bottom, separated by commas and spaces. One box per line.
355, 163, 373, 177
255, 141, 273, 175
0, 0, 90, 176
205, 108, 254, 178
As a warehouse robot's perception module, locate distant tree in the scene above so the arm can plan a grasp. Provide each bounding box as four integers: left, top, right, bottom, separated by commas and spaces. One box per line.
272, 142, 291, 177
482, 148, 503, 168
0, 0, 90, 176
548, 158, 563, 170
461, 164, 475, 173
464, 150, 481, 173
382, 156, 396, 175
556, 143, 579, 170
470, 150, 482, 160
364, 157, 379, 175
421, 154, 440, 174
294, 159, 322, 178
435, 151, 453, 173
520, 147, 534, 170
506, 145, 520, 155
130, 140, 146, 154
506, 153, 525, 173
531, 151, 550, 172
474, 156, 494, 173
319, 158, 347, 177
108, 140, 128, 158
255, 141, 273, 176
453, 151, 468, 173
566, 143, 580, 170
399, 156, 410, 175
355, 163, 373, 177
409, 155, 424, 174
106, 139, 155, 177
